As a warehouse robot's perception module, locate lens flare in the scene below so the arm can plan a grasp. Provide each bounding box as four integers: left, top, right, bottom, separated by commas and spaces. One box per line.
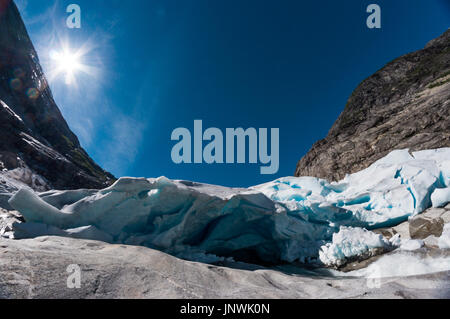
26, 88, 39, 100
10, 78, 22, 90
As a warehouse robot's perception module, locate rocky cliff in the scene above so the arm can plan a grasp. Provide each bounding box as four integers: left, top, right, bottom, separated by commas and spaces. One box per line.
0, 0, 114, 192
295, 29, 450, 181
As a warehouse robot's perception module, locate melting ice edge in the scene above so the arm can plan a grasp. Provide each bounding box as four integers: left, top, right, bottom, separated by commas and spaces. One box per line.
7, 147, 450, 266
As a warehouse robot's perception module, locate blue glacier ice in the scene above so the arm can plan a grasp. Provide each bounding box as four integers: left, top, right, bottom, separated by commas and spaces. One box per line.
318, 226, 393, 267
8, 148, 450, 264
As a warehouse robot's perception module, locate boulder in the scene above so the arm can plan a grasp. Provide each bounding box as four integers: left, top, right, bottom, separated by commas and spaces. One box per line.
409, 208, 447, 239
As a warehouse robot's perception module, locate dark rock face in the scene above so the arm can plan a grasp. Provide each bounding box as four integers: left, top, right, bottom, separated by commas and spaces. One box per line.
0, 0, 114, 190
295, 29, 450, 181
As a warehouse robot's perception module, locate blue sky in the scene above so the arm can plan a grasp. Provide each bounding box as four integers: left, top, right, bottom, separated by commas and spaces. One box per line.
15, 0, 450, 187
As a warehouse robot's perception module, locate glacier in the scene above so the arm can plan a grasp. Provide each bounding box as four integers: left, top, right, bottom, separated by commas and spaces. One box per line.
439, 223, 450, 249
318, 226, 394, 267
7, 148, 450, 265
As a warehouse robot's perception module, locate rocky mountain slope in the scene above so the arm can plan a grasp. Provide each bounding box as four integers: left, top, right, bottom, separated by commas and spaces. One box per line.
0, 0, 114, 192
295, 29, 450, 181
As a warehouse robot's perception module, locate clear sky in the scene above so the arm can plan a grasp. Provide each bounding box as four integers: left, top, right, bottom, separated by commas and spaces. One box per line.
15, 0, 450, 187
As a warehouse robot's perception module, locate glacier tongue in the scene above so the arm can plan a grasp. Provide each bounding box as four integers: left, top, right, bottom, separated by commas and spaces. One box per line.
8, 148, 450, 264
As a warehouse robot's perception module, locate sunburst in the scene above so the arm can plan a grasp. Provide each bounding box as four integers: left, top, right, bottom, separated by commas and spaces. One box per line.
47, 41, 98, 87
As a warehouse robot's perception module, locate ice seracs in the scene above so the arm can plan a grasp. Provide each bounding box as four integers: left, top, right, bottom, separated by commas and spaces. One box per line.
431, 188, 450, 208
7, 148, 450, 265
318, 226, 393, 267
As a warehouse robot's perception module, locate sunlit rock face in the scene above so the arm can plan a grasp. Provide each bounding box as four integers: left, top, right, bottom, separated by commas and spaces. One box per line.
295, 29, 450, 182
0, 0, 114, 194
8, 148, 450, 265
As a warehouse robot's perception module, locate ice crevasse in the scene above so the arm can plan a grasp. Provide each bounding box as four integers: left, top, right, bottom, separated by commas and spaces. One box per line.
8, 148, 450, 264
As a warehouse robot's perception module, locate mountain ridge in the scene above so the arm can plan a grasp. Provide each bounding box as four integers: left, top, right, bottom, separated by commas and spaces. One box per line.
295, 29, 450, 181
0, 0, 114, 191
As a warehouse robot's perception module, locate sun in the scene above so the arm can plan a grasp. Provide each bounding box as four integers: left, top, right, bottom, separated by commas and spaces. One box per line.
53, 51, 81, 73
47, 41, 98, 88
49, 49, 84, 85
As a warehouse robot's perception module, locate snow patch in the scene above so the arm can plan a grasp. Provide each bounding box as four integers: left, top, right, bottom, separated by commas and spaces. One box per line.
400, 239, 424, 251
347, 252, 450, 278
0, 100, 24, 123
438, 223, 450, 249
431, 188, 450, 208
